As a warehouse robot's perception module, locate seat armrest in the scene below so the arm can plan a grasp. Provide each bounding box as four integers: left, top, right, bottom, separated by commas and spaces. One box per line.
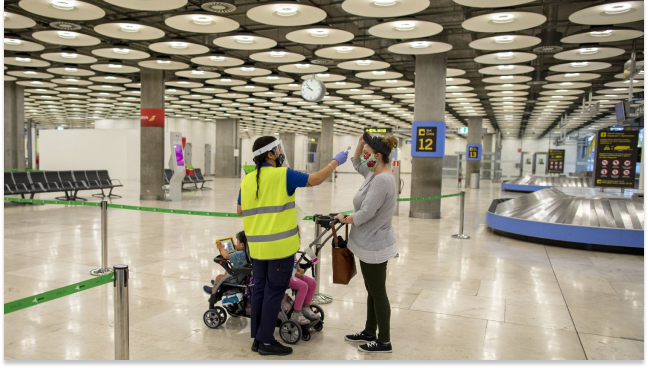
111, 179, 122, 186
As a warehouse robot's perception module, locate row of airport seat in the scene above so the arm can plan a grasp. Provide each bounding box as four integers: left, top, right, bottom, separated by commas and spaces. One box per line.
164, 168, 212, 190
4, 170, 123, 201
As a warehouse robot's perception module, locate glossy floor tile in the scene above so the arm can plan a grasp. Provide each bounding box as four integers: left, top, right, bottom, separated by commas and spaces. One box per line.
3, 175, 644, 360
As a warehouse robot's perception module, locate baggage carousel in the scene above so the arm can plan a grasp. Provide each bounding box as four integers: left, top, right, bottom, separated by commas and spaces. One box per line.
501, 175, 592, 192
486, 188, 644, 253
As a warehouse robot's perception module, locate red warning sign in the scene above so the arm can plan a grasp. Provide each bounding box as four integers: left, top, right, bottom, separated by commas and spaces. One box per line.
624, 160, 632, 167
612, 169, 619, 175
601, 169, 608, 175
623, 169, 631, 176
601, 160, 609, 166
612, 160, 620, 166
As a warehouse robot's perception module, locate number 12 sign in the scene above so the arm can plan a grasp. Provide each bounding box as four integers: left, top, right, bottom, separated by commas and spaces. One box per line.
411, 121, 446, 158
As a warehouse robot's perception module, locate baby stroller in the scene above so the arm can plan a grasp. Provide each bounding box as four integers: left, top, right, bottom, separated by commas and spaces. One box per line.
202, 214, 345, 344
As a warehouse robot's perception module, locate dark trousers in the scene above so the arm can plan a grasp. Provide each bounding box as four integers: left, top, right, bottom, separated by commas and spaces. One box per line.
360, 260, 391, 343
250, 255, 294, 344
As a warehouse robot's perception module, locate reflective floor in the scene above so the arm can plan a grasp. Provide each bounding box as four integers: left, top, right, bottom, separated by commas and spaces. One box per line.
3, 174, 644, 360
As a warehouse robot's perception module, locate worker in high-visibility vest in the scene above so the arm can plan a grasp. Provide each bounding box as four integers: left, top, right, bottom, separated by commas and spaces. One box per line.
237, 136, 349, 356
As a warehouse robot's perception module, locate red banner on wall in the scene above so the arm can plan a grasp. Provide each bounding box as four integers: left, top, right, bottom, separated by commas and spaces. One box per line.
141, 108, 165, 128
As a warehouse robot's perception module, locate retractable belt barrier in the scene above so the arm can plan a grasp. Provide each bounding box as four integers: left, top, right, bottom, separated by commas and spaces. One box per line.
3, 190, 469, 315
4, 272, 114, 314
5, 192, 464, 219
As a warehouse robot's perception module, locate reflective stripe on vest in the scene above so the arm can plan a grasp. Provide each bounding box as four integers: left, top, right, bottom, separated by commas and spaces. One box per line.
240, 202, 296, 217
240, 166, 300, 260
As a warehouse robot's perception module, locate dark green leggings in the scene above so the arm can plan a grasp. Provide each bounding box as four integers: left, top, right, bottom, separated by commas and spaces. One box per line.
360, 260, 391, 343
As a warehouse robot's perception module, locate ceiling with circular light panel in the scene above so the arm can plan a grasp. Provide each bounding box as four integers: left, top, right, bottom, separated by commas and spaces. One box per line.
4, 0, 644, 139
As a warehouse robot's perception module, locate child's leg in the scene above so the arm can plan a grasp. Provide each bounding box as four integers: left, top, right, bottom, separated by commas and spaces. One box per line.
212, 273, 226, 292
288, 277, 308, 311
300, 275, 317, 308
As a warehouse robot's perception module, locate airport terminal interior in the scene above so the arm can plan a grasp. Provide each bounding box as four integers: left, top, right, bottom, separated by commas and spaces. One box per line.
2, 0, 646, 362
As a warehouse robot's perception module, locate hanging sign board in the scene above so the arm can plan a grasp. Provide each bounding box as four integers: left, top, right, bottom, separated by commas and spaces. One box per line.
411, 121, 445, 158
547, 149, 565, 174
365, 127, 392, 137
457, 127, 468, 134
594, 129, 639, 188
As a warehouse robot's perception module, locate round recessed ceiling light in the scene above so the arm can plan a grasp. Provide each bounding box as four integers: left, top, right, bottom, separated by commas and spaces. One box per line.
113, 48, 130, 55
192, 15, 214, 25
373, 0, 397, 6
336, 46, 353, 53
494, 35, 515, 43
579, 47, 599, 55
170, 41, 188, 49
269, 51, 286, 58
275, 5, 298, 16
497, 65, 515, 70
61, 52, 77, 58
58, 31, 77, 39
604, 2, 632, 14
395, 21, 416, 31
119, 24, 140, 33
589, 30, 613, 37
565, 73, 580, 77
571, 62, 589, 67
410, 41, 430, 49
295, 63, 310, 69
235, 35, 254, 44
356, 60, 372, 66
210, 56, 225, 61
491, 13, 515, 24
310, 29, 329, 37
4, 37, 22, 45
51, 0, 75, 10
496, 52, 514, 59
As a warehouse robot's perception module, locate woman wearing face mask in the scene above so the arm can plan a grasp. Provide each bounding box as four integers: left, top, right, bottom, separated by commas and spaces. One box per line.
334, 132, 398, 354
238, 136, 349, 356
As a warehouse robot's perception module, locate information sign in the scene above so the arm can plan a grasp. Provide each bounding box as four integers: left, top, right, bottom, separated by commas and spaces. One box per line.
466, 144, 482, 161
411, 121, 445, 158
547, 149, 565, 174
457, 127, 468, 134
593, 130, 639, 187
365, 127, 392, 136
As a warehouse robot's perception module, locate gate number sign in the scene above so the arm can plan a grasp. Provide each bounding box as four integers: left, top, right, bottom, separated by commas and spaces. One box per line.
411, 121, 446, 158
466, 144, 482, 161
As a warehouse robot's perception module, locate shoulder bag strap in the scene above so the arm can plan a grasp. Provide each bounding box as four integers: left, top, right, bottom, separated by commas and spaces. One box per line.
330, 220, 339, 248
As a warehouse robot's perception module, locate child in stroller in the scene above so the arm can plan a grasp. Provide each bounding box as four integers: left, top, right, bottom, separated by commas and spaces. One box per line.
202, 231, 328, 344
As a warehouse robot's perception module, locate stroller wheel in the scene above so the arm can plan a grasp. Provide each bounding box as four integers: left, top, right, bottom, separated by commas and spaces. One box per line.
313, 321, 323, 332
203, 309, 222, 329
215, 306, 227, 325
309, 304, 325, 322
279, 320, 302, 345
301, 329, 311, 341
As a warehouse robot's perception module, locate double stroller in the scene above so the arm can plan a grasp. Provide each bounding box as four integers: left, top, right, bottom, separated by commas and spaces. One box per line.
202, 214, 344, 344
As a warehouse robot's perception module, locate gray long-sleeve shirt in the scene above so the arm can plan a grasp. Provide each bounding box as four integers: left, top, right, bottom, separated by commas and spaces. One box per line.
347, 157, 398, 264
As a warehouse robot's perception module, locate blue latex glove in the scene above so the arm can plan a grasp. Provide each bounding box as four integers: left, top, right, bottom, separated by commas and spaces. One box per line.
333, 150, 349, 165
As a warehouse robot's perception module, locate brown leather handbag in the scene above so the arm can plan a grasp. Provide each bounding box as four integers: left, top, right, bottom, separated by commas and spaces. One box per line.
331, 221, 357, 285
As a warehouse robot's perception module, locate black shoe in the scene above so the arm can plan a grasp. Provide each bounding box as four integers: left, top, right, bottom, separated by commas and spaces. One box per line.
211, 279, 215, 285
258, 340, 292, 356
203, 285, 212, 295
344, 331, 377, 343
358, 340, 392, 353
251, 339, 259, 352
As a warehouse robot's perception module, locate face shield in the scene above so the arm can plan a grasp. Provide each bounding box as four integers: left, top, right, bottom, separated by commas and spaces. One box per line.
252, 139, 291, 168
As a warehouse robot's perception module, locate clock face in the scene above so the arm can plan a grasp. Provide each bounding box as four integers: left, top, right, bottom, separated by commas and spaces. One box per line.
301, 78, 326, 102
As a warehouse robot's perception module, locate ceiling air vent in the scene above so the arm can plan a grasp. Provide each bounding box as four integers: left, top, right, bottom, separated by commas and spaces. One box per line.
49, 21, 81, 31
532, 31, 563, 54
202, 0, 237, 13
311, 58, 334, 66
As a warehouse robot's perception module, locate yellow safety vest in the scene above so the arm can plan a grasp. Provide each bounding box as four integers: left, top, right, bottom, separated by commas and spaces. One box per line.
240, 166, 299, 260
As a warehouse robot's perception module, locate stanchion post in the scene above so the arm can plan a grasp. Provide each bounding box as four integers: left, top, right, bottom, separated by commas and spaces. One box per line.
312, 221, 332, 304
452, 191, 470, 239
114, 264, 129, 360
91, 201, 113, 276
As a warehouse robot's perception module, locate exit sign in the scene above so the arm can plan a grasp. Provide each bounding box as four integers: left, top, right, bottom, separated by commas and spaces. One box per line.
457, 127, 468, 134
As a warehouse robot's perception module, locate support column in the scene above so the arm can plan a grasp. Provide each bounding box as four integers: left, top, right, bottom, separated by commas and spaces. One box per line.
410, 53, 447, 219
214, 118, 239, 178
482, 133, 494, 180
279, 132, 295, 167
318, 118, 334, 181
465, 116, 483, 187
4, 81, 25, 170
140, 67, 165, 200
